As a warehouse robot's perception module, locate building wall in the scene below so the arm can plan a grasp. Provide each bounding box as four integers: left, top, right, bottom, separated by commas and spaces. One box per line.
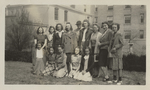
6, 5, 96, 34
97, 5, 146, 55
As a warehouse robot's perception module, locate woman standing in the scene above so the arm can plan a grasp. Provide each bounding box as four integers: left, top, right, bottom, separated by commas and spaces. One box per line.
98, 22, 113, 81
47, 26, 55, 48
108, 23, 124, 85
89, 24, 102, 78
62, 22, 77, 75
79, 19, 93, 55
32, 27, 47, 68
53, 23, 64, 54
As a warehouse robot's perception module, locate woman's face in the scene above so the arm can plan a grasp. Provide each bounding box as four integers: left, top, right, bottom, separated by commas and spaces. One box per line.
66, 24, 71, 31
102, 23, 108, 30
38, 28, 43, 34
83, 22, 88, 28
93, 25, 98, 33
49, 48, 54, 54
49, 28, 54, 34
112, 25, 118, 33
85, 48, 90, 55
75, 48, 80, 55
57, 25, 62, 31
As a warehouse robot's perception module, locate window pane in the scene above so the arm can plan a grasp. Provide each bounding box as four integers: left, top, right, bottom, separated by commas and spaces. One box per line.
125, 5, 131, 8
124, 30, 131, 39
125, 15, 131, 23
140, 13, 144, 23
108, 6, 113, 10
55, 8, 58, 20
139, 30, 144, 39
64, 11, 68, 21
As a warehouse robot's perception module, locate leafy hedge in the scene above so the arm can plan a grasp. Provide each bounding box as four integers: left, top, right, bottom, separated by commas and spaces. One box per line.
5, 50, 32, 63
123, 54, 146, 72
5, 50, 146, 72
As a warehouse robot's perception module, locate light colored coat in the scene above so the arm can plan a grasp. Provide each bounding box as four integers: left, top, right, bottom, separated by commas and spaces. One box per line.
62, 31, 77, 53
108, 32, 124, 58
89, 32, 102, 54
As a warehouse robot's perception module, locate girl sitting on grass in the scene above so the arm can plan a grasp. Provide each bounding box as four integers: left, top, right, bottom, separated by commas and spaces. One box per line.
74, 47, 95, 81
53, 45, 67, 78
42, 47, 56, 76
33, 42, 45, 75
68, 47, 81, 78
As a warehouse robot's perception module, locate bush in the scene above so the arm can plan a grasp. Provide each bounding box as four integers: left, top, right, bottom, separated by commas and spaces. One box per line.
123, 54, 146, 72
5, 50, 32, 63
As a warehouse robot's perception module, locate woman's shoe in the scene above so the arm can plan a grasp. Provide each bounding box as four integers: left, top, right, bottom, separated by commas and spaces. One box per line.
103, 77, 110, 82
117, 81, 123, 85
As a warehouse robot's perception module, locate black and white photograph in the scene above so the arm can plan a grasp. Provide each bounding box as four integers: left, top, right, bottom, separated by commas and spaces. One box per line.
4, 4, 147, 85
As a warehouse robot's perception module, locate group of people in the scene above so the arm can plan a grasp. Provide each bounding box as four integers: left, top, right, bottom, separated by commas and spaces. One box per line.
31, 19, 124, 85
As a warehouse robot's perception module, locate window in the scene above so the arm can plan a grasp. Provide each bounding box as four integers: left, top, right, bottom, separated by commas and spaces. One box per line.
125, 5, 131, 9
70, 5, 75, 8
84, 5, 86, 12
139, 30, 144, 39
54, 8, 59, 20
140, 13, 144, 23
108, 5, 113, 10
64, 10, 68, 21
124, 14, 131, 24
107, 16, 113, 24
124, 30, 131, 39
95, 5, 98, 12
95, 17, 98, 23
141, 5, 144, 8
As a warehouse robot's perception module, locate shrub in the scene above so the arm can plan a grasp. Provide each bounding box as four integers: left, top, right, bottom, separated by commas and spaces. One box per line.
5, 50, 32, 63
123, 54, 146, 72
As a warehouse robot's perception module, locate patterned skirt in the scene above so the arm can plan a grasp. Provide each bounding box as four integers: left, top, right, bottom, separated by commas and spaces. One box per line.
42, 63, 55, 76
110, 57, 123, 70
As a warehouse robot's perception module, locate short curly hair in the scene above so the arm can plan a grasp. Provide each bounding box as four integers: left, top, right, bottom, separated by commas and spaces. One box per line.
55, 23, 63, 31
111, 23, 120, 30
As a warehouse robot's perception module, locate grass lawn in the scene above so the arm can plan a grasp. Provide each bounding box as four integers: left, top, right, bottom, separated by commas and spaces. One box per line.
5, 61, 146, 85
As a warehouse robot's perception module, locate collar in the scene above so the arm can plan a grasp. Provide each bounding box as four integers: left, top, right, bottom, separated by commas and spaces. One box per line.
56, 30, 64, 33
84, 55, 89, 60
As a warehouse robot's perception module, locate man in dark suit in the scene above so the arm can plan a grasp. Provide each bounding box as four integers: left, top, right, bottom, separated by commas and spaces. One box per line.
79, 19, 93, 55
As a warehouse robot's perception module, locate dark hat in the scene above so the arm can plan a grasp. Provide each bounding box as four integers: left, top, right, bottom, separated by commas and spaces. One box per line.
76, 21, 81, 25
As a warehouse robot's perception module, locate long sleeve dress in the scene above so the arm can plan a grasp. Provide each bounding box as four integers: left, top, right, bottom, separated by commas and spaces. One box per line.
53, 53, 67, 78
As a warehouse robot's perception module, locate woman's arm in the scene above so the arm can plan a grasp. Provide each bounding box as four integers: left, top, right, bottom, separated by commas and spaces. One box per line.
41, 39, 47, 49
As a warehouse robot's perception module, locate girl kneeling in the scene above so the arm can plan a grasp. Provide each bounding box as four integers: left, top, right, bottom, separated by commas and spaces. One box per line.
53, 45, 67, 78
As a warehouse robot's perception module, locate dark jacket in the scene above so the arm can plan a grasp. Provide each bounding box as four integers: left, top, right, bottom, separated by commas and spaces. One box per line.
99, 29, 113, 50
53, 32, 64, 50
79, 55, 94, 75
78, 28, 93, 48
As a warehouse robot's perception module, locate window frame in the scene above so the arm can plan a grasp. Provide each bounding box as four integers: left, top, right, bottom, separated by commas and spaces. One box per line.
108, 5, 113, 10
54, 8, 59, 20
64, 10, 68, 22
124, 30, 131, 39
